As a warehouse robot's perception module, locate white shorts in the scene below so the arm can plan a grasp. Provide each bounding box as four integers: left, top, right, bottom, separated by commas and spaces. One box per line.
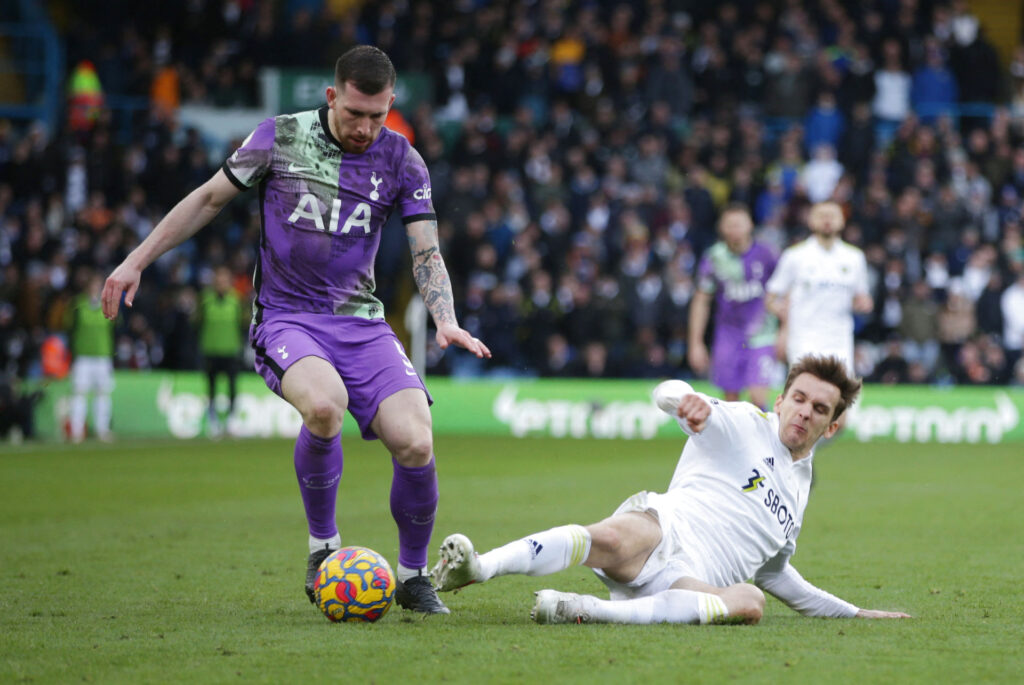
71, 356, 114, 394
592, 491, 710, 600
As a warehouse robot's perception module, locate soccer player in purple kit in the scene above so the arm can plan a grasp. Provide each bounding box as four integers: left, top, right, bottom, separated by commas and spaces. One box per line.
101, 46, 490, 615
688, 205, 778, 409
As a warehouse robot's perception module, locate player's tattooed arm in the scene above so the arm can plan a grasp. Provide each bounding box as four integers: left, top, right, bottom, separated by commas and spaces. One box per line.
406, 218, 491, 359
407, 219, 457, 326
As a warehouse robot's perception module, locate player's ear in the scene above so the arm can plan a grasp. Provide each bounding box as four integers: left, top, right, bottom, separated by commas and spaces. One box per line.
823, 419, 840, 440
326, 86, 337, 107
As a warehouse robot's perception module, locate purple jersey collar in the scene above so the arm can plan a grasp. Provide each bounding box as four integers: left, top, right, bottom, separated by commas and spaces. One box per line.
318, 106, 344, 150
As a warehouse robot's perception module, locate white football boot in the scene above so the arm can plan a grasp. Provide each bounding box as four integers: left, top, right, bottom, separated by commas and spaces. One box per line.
431, 533, 483, 592
530, 590, 594, 624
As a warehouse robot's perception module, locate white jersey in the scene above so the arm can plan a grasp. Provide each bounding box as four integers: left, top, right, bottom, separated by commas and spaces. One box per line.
606, 381, 859, 618
766, 238, 869, 370
665, 395, 811, 587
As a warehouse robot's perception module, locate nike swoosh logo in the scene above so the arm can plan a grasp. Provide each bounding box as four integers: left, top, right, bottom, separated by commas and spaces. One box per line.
288, 162, 315, 173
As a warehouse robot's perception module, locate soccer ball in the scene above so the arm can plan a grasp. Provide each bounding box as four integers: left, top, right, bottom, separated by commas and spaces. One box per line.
313, 546, 396, 623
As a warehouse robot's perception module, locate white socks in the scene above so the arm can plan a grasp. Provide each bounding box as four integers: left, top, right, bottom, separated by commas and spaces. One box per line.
69, 393, 113, 440
479, 524, 592, 581
309, 533, 341, 555
69, 394, 87, 440
581, 589, 729, 625
396, 563, 429, 582
306, 536, 428, 582
94, 394, 112, 437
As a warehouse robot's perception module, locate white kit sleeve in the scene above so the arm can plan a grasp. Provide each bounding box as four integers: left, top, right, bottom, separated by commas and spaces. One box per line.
853, 249, 871, 297
753, 546, 859, 618
652, 380, 704, 437
765, 249, 794, 296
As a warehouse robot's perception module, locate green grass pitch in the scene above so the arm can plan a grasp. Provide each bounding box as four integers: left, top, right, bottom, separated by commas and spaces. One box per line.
1, 435, 1022, 683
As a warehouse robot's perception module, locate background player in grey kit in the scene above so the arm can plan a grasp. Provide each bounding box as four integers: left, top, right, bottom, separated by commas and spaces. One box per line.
101, 46, 490, 615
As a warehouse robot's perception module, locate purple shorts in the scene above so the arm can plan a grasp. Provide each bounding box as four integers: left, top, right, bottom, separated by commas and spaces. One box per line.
710, 338, 775, 393
251, 312, 431, 440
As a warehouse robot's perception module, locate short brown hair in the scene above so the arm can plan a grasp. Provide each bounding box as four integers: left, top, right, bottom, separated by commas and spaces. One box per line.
782, 355, 862, 420
334, 45, 396, 94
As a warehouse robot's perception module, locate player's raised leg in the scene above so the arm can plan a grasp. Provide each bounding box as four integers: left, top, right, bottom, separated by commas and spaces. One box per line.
280, 355, 348, 602
433, 512, 659, 592
372, 387, 449, 614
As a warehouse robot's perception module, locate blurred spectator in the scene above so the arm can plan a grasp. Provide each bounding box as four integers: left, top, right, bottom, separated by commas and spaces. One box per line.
0, 377, 42, 441
1003, 266, 1024, 370
801, 144, 844, 203
899, 280, 940, 373
911, 38, 958, 124
872, 39, 911, 145
764, 45, 813, 119
872, 338, 910, 384
975, 272, 1004, 337
67, 60, 104, 139
804, 91, 845, 154
937, 284, 976, 378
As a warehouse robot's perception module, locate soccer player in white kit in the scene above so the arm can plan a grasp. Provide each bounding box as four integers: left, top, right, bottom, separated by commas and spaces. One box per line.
765, 201, 872, 373
431, 356, 909, 624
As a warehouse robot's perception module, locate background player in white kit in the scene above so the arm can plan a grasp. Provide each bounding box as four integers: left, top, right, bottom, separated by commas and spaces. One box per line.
431, 355, 909, 624
765, 201, 872, 373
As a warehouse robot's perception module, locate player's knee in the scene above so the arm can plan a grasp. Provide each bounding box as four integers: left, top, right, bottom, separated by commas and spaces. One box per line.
587, 523, 623, 558
390, 430, 434, 467
303, 397, 345, 435
725, 584, 765, 624
587, 514, 659, 566
587, 520, 636, 564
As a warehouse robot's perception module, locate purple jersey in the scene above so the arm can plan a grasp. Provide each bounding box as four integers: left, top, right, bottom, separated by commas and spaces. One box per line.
696, 240, 778, 348
222, 107, 435, 321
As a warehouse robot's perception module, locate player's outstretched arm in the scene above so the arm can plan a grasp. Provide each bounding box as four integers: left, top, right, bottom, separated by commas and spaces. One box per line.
102, 170, 240, 319
755, 554, 911, 619
406, 218, 490, 359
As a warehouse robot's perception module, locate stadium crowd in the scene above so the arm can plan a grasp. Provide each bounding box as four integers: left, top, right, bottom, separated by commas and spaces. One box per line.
3, 0, 1024, 432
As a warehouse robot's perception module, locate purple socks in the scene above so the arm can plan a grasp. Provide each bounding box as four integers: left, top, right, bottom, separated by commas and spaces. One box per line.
295, 424, 437, 567
390, 457, 439, 569
294, 425, 343, 539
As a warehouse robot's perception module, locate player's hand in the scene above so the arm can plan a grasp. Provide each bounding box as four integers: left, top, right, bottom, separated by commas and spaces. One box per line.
687, 342, 710, 374
436, 323, 492, 359
676, 393, 711, 433
856, 609, 911, 619
102, 262, 142, 319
